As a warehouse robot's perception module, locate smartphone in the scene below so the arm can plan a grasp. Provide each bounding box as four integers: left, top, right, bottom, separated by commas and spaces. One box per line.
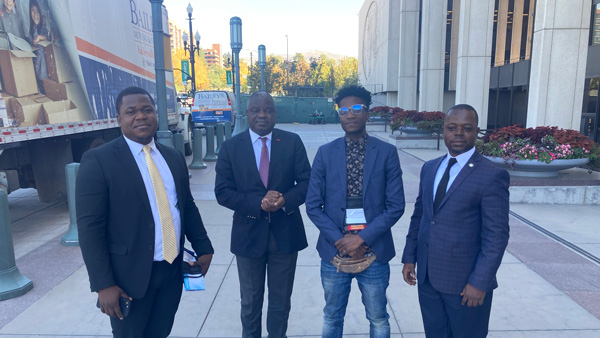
96, 297, 131, 318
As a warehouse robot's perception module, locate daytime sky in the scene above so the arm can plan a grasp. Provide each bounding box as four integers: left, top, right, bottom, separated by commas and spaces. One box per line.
165, 0, 365, 59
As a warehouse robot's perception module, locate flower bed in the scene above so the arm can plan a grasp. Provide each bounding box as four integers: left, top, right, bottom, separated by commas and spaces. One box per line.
387, 108, 445, 132
476, 125, 600, 171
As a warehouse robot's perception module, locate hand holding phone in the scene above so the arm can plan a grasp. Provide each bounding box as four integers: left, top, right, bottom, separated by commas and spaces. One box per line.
97, 296, 131, 318
96, 285, 131, 319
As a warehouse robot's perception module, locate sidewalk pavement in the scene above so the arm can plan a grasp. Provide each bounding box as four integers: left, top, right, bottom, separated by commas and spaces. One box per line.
1, 123, 600, 337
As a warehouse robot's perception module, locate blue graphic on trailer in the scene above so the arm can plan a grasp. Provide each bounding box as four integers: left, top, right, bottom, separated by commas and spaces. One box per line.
79, 56, 176, 120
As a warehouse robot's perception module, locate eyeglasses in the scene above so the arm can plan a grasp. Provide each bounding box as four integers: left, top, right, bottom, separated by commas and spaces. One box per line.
337, 104, 367, 117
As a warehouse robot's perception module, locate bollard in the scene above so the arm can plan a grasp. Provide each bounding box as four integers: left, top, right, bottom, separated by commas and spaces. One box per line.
189, 128, 207, 169
203, 125, 218, 162
224, 121, 232, 140
61, 163, 80, 246
215, 123, 224, 154
0, 190, 33, 301
173, 132, 185, 155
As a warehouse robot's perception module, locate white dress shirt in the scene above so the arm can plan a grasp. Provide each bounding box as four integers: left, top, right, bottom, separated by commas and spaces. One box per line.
433, 146, 476, 199
123, 136, 182, 261
249, 129, 272, 171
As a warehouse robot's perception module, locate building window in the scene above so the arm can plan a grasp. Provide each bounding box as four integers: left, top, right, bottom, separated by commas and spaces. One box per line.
594, 3, 600, 45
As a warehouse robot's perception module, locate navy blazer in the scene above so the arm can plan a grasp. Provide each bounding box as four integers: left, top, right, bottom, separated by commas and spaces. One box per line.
305, 136, 405, 263
76, 136, 214, 299
402, 150, 510, 294
214, 128, 311, 258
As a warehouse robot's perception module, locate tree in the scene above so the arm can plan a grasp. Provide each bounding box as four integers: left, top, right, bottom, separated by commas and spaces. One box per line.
264, 55, 286, 95
170, 47, 358, 97
171, 47, 209, 93
247, 61, 261, 93
239, 60, 249, 93
289, 53, 310, 87
334, 57, 359, 90
207, 64, 226, 90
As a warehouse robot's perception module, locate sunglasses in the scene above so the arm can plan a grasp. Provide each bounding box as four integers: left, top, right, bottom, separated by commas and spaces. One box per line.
337, 104, 367, 117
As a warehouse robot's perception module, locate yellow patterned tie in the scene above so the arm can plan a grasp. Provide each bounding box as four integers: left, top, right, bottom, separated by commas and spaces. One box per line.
143, 145, 178, 264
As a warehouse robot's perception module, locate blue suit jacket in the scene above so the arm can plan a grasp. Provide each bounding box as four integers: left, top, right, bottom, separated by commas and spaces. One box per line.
306, 136, 405, 263
402, 150, 510, 294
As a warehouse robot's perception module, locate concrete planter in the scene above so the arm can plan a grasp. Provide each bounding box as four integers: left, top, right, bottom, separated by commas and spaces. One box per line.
397, 126, 433, 137
485, 156, 590, 178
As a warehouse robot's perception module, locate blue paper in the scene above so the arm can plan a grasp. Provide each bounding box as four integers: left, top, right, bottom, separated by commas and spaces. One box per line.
184, 273, 205, 291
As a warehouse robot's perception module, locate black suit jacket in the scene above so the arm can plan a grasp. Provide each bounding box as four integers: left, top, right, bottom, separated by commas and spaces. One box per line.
214, 128, 311, 258
76, 136, 213, 299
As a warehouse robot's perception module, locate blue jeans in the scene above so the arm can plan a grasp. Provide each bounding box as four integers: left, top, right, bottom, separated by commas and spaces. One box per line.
320, 259, 390, 338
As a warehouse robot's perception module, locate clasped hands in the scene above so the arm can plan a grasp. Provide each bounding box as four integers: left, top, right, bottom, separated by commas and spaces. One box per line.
261, 190, 285, 212
335, 234, 367, 259
401, 263, 486, 307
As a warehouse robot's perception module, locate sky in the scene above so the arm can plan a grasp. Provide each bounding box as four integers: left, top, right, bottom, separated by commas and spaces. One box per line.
164, 0, 365, 60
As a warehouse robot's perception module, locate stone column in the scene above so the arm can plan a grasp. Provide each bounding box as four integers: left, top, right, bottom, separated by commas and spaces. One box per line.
419, 0, 448, 111
455, 0, 495, 128
510, 0, 526, 63
526, 0, 591, 129
397, 0, 420, 110
494, 0, 509, 67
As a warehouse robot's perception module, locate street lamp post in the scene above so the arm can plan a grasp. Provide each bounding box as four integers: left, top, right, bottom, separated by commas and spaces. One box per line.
230, 16, 246, 135
183, 3, 201, 93
225, 56, 236, 94
149, 0, 172, 146
285, 34, 289, 87
250, 51, 253, 92
258, 44, 266, 91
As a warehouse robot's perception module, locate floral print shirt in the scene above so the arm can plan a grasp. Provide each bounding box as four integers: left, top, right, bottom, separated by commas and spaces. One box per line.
345, 134, 367, 197
343, 134, 373, 257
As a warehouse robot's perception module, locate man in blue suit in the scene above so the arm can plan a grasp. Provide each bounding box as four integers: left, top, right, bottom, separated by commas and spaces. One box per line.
306, 85, 405, 338
402, 104, 510, 338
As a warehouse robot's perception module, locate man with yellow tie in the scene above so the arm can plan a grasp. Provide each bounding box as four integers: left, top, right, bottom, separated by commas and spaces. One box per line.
76, 86, 214, 338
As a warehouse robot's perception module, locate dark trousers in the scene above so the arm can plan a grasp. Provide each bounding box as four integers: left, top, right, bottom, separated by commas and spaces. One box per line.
418, 276, 493, 338
110, 259, 182, 338
236, 232, 298, 338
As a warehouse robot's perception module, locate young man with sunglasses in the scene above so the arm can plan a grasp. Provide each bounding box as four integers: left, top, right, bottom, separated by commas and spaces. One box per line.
306, 85, 405, 337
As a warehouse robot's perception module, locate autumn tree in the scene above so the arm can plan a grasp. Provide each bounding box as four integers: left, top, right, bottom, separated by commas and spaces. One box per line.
289, 53, 310, 87
171, 47, 358, 97
171, 47, 209, 93
207, 64, 226, 90
264, 55, 286, 95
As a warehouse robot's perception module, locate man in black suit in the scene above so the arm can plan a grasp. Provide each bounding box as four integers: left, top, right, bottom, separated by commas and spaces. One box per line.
76, 86, 214, 338
215, 91, 311, 338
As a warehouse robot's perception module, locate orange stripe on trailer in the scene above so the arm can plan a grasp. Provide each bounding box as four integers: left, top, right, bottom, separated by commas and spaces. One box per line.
75, 37, 174, 87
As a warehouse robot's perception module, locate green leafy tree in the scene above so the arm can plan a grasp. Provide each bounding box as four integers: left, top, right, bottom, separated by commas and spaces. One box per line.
264, 55, 286, 95
207, 64, 226, 90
